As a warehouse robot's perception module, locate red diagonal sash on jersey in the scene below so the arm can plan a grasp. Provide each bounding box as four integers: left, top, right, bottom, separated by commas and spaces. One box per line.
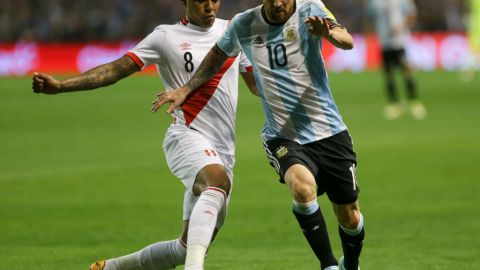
181, 57, 236, 126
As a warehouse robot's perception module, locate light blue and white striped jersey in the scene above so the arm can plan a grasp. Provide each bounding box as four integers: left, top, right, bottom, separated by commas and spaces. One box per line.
217, 0, 347, 145
366, 0, 417, 50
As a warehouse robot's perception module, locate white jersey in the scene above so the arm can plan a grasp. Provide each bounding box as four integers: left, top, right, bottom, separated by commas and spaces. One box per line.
127, 18, 252, 156
216, 0, 347, 145
367, 0, 417, 50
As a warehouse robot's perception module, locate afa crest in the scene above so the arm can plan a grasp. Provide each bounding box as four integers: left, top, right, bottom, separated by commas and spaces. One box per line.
276, 146, 288, 158
283, 26, 297, 43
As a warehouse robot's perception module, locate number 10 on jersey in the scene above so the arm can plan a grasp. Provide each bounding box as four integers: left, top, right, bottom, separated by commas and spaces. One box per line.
267, 44, 288, 69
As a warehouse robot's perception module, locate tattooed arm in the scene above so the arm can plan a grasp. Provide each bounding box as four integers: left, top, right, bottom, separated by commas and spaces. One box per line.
32, 56, 140, 94
241, 72, 259, 97
151, 45, 228, 113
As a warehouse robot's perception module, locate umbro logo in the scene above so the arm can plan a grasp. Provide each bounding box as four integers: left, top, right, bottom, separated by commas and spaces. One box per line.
253, 36, 264, 45
180, 42, 191, 51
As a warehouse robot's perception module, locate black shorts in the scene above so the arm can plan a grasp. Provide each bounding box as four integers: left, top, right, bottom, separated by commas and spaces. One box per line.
263, 130, 359, 204
382, 48, 407, 72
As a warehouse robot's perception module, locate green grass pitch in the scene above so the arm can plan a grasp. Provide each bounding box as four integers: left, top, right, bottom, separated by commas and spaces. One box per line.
1, 71, 479, 269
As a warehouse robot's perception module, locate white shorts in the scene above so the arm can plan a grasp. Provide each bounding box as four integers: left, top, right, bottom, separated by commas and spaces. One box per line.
163, 124, 234, 229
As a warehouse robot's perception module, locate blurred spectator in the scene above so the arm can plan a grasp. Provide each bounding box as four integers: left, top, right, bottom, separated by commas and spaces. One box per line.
0, 0, 470, 43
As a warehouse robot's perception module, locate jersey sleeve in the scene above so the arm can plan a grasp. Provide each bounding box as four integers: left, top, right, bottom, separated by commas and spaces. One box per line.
126, 26, 167, 70
309, 0, 337, 21
216, 17, 242, 57
309, 0, 345, 29
238, 52, 253, 72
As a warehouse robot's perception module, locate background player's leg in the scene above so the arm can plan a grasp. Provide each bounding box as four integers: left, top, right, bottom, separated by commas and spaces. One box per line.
382, 51, 399, 103
399, 51, 419, 101
382, 52, 403, 120
402, 66, 417, 101
333, 202, 364, 270
400, 54, 426, 119
184, 164, 230, 270
384, 68, 398, 104
286, 164, 338, 269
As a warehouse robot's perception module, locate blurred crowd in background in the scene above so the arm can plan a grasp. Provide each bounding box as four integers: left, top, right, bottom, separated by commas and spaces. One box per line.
0, 0, 469, 43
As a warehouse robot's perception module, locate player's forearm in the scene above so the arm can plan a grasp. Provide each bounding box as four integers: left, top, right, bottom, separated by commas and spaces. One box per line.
327, 28, 354, 50
240, 72, 260, 97
59, 56, 139, 92
185, 45, 228, 93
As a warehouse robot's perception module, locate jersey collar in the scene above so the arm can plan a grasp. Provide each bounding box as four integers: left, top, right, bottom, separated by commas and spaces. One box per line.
180, 17, 215, 32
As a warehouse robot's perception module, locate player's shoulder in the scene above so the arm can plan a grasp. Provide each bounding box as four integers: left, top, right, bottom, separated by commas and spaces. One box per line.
298, 0, 336, 19
211, 18, 230, 31
230, 5, 262, 25
298, 0, 326, 8
213, 18, 229, 26
297, 0, 332, 16
150, 23, 177, 35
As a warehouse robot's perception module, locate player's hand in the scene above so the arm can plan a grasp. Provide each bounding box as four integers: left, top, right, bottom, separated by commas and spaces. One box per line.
32, 72, 61, 94
305, 16, 331, 38
150, 86, 191, 114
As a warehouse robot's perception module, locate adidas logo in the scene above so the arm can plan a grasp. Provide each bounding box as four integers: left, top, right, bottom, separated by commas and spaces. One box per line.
253, 35, 263, 45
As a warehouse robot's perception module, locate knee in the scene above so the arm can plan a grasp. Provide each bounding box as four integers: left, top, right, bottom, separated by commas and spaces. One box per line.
290, 181, 316, 202
204, 169, 230, 193
180, 222, 189, 244
194, 164, 231, 195
335, 203, 362, 229
194, 178, 231, 196
209, 177, 231, 195
339, 210, 361, 229
284, 166, 317, 203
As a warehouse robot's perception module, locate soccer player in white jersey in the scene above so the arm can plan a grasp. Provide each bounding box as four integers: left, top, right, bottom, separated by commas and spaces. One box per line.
152, 0, 365, 269
32, 1, 257, 270
366, 0, 426, 120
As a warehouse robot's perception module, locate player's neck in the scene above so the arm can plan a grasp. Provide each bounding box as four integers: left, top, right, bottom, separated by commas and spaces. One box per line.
184, 16, 214, 29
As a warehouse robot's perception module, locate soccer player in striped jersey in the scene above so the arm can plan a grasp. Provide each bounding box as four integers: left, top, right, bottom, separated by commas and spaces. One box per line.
366, 0, 427, 120
32, 1, 257, 270
152, 0, 365, 269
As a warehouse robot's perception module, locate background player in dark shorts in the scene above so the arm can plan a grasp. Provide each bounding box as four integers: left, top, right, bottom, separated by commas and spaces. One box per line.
367, 0, 427, 120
